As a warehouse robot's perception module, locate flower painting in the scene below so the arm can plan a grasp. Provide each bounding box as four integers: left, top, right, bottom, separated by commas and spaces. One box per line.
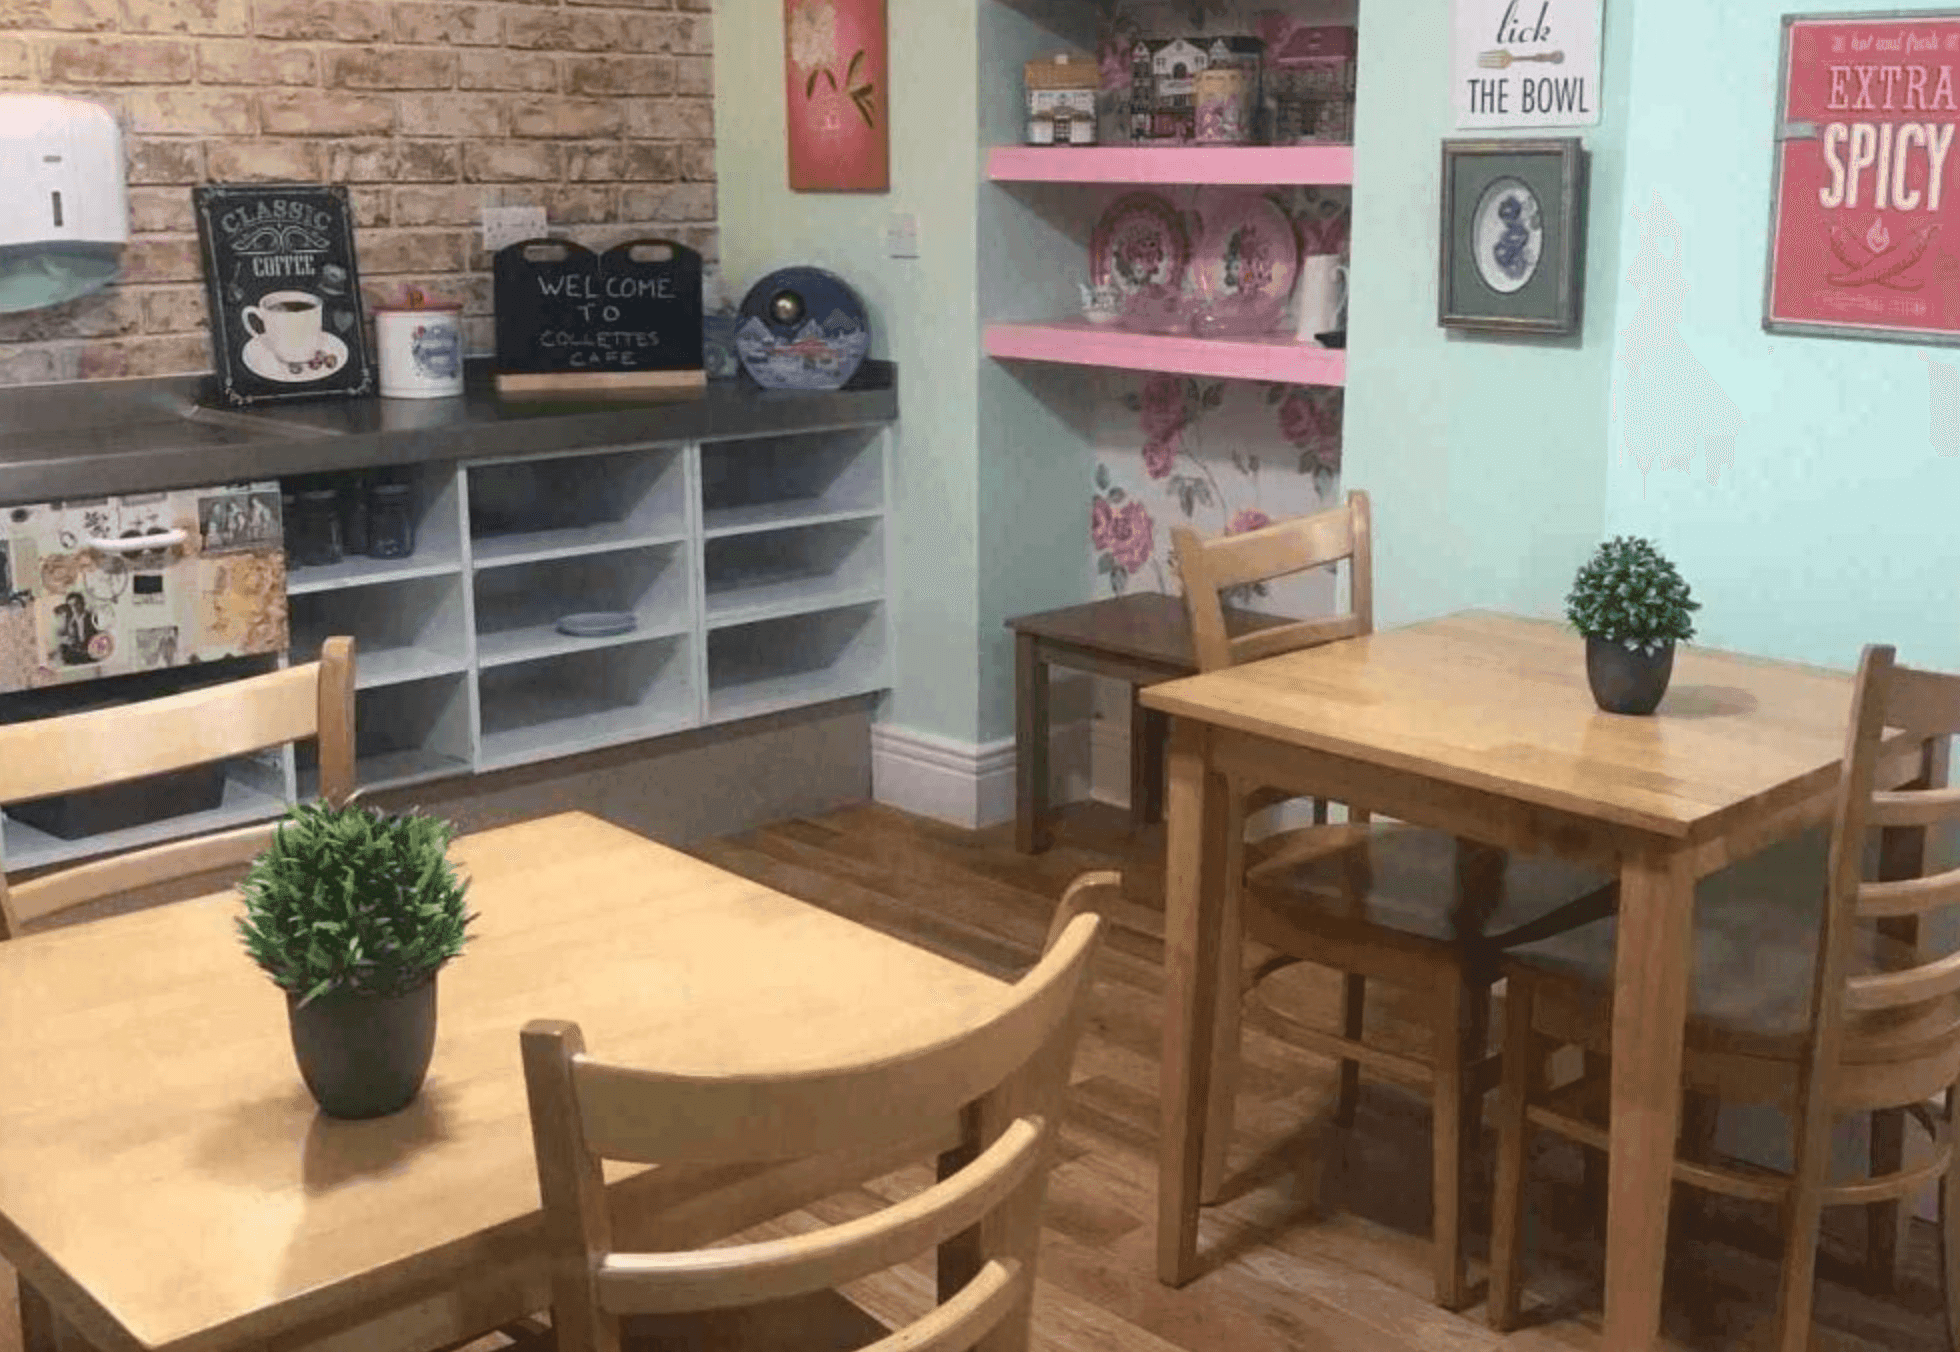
785, 0, 888, 193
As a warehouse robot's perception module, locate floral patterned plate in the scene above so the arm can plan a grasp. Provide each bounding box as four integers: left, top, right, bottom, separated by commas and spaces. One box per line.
1090, 192, 1193, 297
1189, 190, 1301, 338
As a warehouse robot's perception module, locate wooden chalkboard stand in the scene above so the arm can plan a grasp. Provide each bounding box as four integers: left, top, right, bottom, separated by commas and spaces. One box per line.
493, 237, 706, 399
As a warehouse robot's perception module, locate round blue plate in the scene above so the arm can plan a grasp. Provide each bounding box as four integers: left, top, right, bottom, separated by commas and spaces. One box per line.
735, 267, 871, 391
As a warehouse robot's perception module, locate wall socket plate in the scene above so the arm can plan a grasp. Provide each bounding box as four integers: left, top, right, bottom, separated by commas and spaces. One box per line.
482, 206, 547, 253
884, 212, 920, 259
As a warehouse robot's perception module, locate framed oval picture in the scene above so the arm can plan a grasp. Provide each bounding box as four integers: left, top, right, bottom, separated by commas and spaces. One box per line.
1438, 138, 1585, 335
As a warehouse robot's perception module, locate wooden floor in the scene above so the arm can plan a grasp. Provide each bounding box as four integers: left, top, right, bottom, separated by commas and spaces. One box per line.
5, 801, 1956, 1352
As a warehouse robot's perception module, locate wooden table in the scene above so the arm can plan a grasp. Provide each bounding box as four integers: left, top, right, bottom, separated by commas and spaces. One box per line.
1140, 612, 1907, 1351
1008, 593, 1285, 854
0, 812, 1007, 1352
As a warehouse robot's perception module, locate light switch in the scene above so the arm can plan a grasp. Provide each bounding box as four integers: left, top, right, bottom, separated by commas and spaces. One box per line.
482, 206, 548, 253
884, 212, 920, 259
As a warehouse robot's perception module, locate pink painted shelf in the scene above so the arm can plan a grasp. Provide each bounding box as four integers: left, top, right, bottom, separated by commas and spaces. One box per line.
987, 144, 1354, 186
985, 321, 1346, 386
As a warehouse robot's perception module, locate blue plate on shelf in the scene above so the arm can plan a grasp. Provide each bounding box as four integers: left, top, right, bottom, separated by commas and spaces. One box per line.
556, 612, 638, 639
735, 267, 871, 391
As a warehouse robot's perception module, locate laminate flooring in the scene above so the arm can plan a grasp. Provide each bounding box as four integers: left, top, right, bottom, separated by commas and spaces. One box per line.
4, 801, 1953, 1352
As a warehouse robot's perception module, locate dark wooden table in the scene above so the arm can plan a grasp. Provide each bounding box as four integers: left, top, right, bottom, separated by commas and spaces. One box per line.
1007, 593, 1285, 854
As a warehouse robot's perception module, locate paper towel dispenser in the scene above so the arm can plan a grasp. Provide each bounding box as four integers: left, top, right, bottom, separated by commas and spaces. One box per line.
0, 94, 128, 314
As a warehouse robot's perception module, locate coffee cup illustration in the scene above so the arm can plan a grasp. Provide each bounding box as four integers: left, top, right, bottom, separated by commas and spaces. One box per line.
243, 290, 324, 366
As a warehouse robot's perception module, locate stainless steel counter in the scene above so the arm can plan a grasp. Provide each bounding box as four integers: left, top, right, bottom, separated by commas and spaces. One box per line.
0, 359, 899, 504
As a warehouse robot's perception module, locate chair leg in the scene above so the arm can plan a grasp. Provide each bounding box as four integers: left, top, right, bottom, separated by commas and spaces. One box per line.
1488, 978, 1537, 1332
1943, 1087, 1960, 1352
1868, 1106, 1909, 1292
1580, 1050, 1610, 1233
1199, 824, 1246, 1205
1770, 1107, 1836, 1352
1334, 974, 1366, 1128
1430, 969, 1476, 1310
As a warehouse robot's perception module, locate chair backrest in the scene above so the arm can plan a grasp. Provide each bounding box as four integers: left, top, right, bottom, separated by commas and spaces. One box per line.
521, 872, 1116, 1352
0, 637, 357, 940
1805, 643, 1960, 1110
1171, 490, 1374, 673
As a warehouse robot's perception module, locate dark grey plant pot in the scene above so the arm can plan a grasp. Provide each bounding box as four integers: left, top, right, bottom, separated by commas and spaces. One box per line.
287, 976, 438, 1120
1586, 636, 1675, 716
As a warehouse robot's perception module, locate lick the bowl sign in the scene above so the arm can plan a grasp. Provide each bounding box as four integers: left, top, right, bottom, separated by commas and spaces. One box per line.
192, 183, 374, 405
1453, 0, 1602, 129
1766, 14, 1960, 343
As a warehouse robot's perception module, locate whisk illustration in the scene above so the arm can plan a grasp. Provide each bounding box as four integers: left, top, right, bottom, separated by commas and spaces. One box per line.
1478, 49, 1566, 68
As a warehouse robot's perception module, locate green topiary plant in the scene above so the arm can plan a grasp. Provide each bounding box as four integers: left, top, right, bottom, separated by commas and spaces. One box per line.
1565, 536, 1701, 655
237, 802, 475, 1008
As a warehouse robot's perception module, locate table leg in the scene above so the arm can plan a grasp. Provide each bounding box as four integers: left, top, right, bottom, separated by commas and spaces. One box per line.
1014, 634, 1050, 855
1158, 717, 1237, 1287
1602, 846, 1697, 1352
1131, 694, 1169, 829
17, 1275, 57, 1352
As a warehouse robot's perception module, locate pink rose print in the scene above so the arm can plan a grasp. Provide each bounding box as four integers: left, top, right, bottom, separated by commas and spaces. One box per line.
1140, 374, 1187, 440
1142, 436, 1178, 480
1227, 508, 1271, 535
1279, 388, 1331, 446
1092, 497, 1154, 574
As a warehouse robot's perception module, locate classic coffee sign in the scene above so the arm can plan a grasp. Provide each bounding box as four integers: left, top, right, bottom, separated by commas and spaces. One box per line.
1766, 13, 1960, 344
1453, 0, 1603, 128
192, 183, 374, 406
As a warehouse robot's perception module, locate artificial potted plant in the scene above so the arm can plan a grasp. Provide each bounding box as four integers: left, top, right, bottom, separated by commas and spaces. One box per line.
238, 802, 475, 1119
1565, 535, 1701, 716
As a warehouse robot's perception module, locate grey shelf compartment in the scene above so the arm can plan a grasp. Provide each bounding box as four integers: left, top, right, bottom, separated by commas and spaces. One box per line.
468, 446, 687, 569
476, 635, 695, 772
707, 601, 889, 725
288, 574, 470, 690
1, 760, 287, 874
285, 464, 465, 596
296, 672, 473, 801
700, 426, 886, 537
703, 518, 886, 629
474, 545, 692, 670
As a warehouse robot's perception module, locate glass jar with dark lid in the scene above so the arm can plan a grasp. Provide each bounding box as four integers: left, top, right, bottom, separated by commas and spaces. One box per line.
290, 488, 343, 568
366, 481, 417, 560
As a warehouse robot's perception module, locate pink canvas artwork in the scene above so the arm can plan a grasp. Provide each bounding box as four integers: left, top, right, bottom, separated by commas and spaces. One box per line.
784, 0, 889, 193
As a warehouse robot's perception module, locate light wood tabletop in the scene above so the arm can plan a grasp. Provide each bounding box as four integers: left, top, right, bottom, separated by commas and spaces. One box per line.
0, 812, 1008, 1352
1140, 611, 1917, 1352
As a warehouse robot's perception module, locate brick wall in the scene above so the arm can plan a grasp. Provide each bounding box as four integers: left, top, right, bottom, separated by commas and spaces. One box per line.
0, 0, 717, 386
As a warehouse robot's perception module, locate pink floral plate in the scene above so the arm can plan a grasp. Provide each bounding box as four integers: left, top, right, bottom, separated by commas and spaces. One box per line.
1189, 190, 1301, 337
1090, 192, 1193, 296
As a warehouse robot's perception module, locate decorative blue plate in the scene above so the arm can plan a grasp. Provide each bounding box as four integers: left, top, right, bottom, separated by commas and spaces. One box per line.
735, 267, 871, 391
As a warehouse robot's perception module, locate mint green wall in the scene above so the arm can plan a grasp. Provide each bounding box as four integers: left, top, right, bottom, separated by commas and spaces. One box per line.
1603, 0, 1960, 673
1343, 0, 1634, 627
975, 4, 1103, 743
714, 0, 986, 744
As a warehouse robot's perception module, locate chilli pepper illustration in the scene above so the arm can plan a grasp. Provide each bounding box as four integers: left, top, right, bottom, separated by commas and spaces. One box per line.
1828, 226, 1925, 290
1828, 223, 1941, 287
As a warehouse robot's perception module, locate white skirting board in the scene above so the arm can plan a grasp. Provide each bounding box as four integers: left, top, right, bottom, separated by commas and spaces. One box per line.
870, 724, 1018, 830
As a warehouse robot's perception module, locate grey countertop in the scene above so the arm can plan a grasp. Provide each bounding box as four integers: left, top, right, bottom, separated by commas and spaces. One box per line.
0, 359, 899, 504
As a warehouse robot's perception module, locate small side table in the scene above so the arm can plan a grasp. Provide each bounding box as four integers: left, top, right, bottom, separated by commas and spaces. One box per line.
1005, 593, 1214, 855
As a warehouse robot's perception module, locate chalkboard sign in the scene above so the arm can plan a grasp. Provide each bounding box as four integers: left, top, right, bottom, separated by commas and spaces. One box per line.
192, 183, 375, 407
493, 237, 705, 396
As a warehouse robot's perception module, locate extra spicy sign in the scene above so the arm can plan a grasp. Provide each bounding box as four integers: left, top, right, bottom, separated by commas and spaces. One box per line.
1766, 13, 1960, 343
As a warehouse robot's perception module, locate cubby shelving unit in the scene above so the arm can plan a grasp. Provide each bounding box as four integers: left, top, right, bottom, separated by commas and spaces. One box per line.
0, 421, 895, 872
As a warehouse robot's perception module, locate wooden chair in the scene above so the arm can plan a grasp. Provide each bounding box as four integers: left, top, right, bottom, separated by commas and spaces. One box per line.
1489, 642, 1960, 1350
0, 636, 357, 941
1171, 492, 1618, 1308
518, 871, 1113, 1352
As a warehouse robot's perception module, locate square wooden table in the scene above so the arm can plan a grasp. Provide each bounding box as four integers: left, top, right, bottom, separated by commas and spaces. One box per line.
0, 812, 1007, 1352
1140, 611, 1912, 1351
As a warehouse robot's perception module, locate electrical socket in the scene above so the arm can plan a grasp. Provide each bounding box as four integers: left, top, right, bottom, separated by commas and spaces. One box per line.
482, 206, 547, 253
884, 212, 920, 259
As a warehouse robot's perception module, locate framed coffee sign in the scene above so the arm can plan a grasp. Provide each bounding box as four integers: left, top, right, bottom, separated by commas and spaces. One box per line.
1765, 12, 1960, 344
192, 183, 375, 405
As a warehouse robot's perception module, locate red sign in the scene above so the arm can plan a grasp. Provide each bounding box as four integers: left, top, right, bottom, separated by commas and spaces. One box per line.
783, 0, 889, 193
1766, 13, 1960, 343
